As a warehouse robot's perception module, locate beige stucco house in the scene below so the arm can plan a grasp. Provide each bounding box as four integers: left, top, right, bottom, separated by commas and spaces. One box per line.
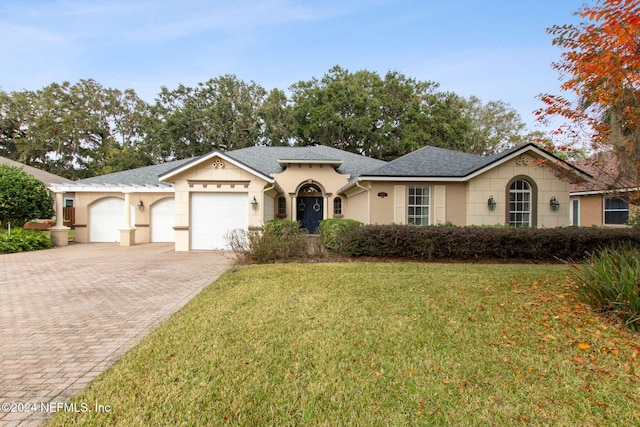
48, 143, 591, 251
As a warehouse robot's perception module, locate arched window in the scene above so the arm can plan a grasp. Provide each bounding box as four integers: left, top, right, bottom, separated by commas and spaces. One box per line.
507, 177, 537, 227
333, 197, 342, 215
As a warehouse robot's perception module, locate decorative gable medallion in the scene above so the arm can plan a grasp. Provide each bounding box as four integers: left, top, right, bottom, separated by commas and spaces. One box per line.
212, 159, 225, 168
515, 155, 530, 166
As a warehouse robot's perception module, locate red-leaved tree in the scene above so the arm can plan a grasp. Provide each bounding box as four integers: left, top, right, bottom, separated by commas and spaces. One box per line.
537, 0, 640, 200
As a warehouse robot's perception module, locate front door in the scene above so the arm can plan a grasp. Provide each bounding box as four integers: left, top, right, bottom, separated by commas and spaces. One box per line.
298, 196, 323, 233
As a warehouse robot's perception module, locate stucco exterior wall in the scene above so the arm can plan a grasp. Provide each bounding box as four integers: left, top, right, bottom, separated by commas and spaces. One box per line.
368, 182, 395, 224
271, 163, 350, 223
576, 194, 603, 226
444, 183, 467, 225
163, 156, 271, 251
344, 187, 370, 224
466, 154, 571, 227
345, 181, 467, 226
71, 192, 174, 243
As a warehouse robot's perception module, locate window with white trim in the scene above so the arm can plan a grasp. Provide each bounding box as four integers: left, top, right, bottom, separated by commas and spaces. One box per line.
604, 196, 628, 225
508, 179, 532, 227
408, 186, 430, 225
277, 196, 286, 216
333, 197, 342, 215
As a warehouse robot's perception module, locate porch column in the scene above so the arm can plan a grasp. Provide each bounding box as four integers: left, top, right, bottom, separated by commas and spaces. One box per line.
50, 191, 70, 246
291, 196, 297, 222
324, 195, 330, 219
119, 192, 136, 246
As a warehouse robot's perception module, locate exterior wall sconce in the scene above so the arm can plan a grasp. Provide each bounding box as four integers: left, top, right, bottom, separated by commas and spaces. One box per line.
251, 196, 258, 209
487, 196, 496, 211
137, 200, 144, 211
550, 196, 560, 211
377, 192, 388, 198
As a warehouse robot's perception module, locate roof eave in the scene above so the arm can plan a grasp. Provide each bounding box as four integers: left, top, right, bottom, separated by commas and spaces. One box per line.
338, 175, 466, 193
159, 150, 275, 183
48, 184, 175, 193
278, 159, 343, 167
463, 144, 593, 182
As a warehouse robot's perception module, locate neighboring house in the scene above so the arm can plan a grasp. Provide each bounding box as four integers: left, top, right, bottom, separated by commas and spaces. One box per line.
0, 156, 75, 223
0, 156, 71, 186
48, 143, 590, 251
570, 152, 637, 227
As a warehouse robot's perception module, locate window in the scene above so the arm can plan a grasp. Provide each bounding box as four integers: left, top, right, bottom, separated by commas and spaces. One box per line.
570, 199, 580, 226
277, 196, 286, 216
604, 196, 628, 225
408, 186, 430, 225
508, 179, 532, 227
333, 197, 342, 215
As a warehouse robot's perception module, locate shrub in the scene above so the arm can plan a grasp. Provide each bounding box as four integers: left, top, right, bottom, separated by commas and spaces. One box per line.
0, 164, 54, 228
224, 227, 262, 259
0, 228, 54, 254
335, 225, 640, 261
572, 245, 640, 330
225, 220, 307, 263
628, 209, 640, 229
318, 218, 363, 251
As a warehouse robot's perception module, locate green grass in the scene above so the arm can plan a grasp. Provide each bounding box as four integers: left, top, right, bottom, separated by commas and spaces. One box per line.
45, 263, 640, 426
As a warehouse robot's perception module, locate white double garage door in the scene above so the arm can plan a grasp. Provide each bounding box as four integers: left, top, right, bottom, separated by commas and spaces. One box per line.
89, 193, 248, 250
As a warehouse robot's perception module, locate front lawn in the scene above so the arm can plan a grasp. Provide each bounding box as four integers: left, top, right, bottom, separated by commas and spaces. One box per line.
45, 263, 640, 426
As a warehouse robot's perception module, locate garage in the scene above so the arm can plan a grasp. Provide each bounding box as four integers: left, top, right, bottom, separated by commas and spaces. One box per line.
191, 193, 248, 250
150, 198, 175, 242
89, 197, 134, 242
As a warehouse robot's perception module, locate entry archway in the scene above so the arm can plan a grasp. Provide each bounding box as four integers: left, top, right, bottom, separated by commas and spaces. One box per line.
296, 183, 324, 233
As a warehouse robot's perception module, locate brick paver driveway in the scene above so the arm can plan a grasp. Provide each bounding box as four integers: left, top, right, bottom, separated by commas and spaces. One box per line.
0, 243, 234, 426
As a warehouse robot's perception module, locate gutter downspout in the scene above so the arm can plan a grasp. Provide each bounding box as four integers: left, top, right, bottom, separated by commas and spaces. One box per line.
262, 184, 275, 225
355, 180, 371, 224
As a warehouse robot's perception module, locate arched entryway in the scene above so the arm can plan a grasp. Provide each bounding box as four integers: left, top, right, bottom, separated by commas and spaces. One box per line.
297, 183, 324, 233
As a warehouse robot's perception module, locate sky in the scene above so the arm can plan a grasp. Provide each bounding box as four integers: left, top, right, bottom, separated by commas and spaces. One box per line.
1, 0, 585, 131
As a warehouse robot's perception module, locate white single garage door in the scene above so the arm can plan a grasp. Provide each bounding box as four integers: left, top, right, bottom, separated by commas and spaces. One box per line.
151, 198, 175, 242
90, 197, 134, 242
191, 193, 248, 250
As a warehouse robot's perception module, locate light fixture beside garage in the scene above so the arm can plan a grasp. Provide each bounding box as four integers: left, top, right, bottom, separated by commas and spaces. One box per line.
137, 200, 144, 211
251, 196, 258, 208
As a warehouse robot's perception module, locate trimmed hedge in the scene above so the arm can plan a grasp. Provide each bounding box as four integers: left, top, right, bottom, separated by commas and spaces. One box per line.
318, 218, 363, 251
334, 225, 640, 261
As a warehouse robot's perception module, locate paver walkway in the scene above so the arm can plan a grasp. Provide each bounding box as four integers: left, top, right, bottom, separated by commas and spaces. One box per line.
0, 243, 234, 426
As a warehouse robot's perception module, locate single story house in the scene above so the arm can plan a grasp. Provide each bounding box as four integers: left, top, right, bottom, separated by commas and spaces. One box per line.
48, 143, 591, 251
570, 152, 637, 227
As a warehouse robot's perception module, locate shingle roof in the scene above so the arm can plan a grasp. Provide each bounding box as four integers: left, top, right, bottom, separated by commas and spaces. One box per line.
64, 146, 385, 189
57, 143, 585, 192
226, 145, 386, 179
570, 152, 634, 193
362, 145, 486, 177
0, 156, 71, 185
74, 158, 195, 187
359, 143, 575, 179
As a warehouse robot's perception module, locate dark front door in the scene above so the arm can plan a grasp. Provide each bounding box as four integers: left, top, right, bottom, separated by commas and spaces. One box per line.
298, 197, 323, 233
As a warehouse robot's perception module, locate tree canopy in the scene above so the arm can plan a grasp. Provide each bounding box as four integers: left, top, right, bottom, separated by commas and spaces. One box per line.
537, 0, 640, 193
1, 67, 534, 179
